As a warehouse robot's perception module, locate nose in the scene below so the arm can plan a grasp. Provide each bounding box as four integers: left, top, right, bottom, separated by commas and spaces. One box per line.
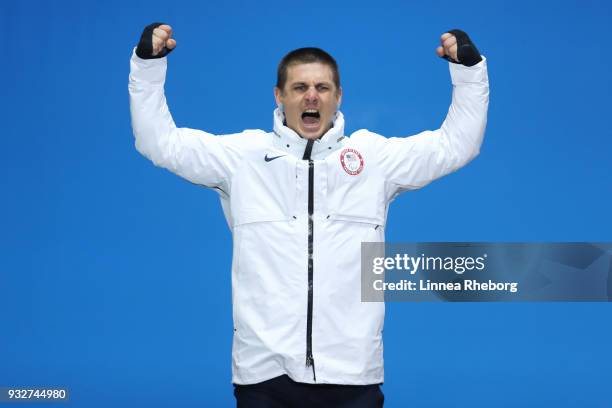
305, 87, 318, 104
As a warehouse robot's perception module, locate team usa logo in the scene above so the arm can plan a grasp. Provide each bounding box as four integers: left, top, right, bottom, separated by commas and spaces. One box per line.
340, 148, 364, 175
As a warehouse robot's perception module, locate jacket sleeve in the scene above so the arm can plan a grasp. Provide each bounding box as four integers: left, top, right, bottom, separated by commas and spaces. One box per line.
373, 57, 489, 195
128, 47, 242, 192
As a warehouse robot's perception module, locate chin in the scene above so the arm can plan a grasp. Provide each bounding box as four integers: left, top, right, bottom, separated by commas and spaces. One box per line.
300, 124, 331, 140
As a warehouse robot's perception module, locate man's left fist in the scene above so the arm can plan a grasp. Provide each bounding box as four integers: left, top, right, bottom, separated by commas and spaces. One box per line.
436, 29, 482, 67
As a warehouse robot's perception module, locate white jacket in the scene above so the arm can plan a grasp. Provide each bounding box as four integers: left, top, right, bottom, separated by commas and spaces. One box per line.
128, 47, 489, 385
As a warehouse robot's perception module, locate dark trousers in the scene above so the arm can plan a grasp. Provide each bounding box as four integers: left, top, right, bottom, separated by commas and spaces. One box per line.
233, 375, 384, 408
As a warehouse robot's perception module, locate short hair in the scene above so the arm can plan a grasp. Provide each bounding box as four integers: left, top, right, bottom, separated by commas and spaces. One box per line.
276, 47, 341, 92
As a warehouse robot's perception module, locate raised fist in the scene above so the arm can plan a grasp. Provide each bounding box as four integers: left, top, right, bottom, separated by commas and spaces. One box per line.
135, 22, 177, 59
436, 29, 482, 67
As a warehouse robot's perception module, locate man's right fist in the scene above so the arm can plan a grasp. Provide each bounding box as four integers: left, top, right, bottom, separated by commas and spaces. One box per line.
135, 22, 177, 59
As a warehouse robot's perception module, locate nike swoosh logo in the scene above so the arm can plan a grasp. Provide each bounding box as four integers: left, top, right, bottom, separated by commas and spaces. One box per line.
265, 154, 286, 162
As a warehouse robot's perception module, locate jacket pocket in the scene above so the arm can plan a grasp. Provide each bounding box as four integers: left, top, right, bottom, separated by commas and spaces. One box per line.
230, 160, 298, 227
233, 209, 292, 226
327, 212, 383, 226
326, 174, 386, 227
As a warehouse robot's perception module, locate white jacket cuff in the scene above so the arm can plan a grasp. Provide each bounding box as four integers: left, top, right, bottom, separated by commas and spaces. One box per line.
129, 46, 168, 86
449, 55, 488, 85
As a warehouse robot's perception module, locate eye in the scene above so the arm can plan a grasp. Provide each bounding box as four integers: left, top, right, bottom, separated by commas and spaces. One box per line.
317, 85, 330, 92
294, 85, 306, 92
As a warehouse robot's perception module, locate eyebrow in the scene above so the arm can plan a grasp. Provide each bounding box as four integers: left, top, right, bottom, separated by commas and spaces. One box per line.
290, 81, 333, 87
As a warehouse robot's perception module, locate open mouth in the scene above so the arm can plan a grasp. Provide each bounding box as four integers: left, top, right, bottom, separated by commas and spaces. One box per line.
301, 109, 321, 129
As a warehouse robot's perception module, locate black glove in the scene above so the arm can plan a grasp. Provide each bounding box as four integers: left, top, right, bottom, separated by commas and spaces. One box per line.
441, 29, 482, 67
135, 22, 174, 59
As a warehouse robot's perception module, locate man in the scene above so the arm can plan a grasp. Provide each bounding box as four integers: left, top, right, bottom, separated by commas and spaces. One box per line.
129, 22, 488, 407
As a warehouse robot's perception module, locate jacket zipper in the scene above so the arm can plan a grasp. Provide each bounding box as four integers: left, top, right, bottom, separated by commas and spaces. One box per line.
303, 140, 316, 382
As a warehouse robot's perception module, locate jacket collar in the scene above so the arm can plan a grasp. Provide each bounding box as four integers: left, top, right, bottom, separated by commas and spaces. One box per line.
272, 108, 345, 160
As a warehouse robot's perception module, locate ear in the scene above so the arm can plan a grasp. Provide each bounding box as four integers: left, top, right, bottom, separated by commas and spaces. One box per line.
274, 86, 283, 107
336, 86, 343, 108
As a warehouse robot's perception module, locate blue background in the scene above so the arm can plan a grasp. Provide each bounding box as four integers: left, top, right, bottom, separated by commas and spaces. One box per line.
3, 0, 611, 406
